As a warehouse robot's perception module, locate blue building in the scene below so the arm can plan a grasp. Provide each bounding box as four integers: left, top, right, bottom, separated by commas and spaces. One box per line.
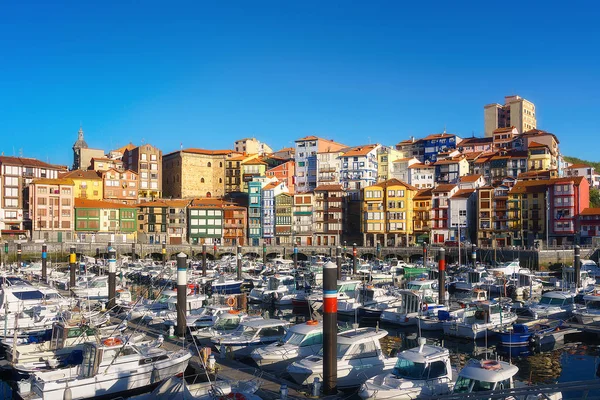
422, 133, 459, 163
248, 181, 263, 246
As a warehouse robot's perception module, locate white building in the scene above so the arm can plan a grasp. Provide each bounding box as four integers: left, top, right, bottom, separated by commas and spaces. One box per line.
390, 157, 420, 183
407, 162, 436, 189
338, 144, 380, 200
295, 136, 347, 193
449, 188, 476, 244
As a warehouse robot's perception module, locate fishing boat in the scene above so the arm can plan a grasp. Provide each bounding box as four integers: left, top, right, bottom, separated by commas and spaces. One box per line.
442, 301, 518, 340
358, 338, 454, 399
211, 318, 289, 357
526, 291, 578, 320
572, 291, 600, 325
287, 327, 396, 388
491, 319, 564, 346
17, 338, 191, 400
250, 320, 323, 370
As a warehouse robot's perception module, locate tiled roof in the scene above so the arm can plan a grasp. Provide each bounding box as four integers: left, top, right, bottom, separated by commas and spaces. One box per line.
581, 208, 600, 216
75, 198, 136, 209
0, 156, 66, 169
341, 144, 378, 157
182, 148, 237, 156
138, 199, 191, 208
528, 141, 548, 149
392, 158, 415, 163
413, 188, 433, 200
460, 174, 483, 183
432, 184, 457, 193
314, 184, 344, 192
368, 178, 418, 191
113, 143, 136, 154
565, 163, 591, 169
460, 137, 493, 145
408, 162, 435, 169
452, 189, 475, 198
242, 158, 268, 166
60, 170, 102, 180
31, 178, 74, 185
262, 182, 280, 191
493, 126, 516, 133
422, 133, 457, 141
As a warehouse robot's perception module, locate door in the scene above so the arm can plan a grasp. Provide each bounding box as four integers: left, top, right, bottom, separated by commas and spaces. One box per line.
57, 232, 63, 243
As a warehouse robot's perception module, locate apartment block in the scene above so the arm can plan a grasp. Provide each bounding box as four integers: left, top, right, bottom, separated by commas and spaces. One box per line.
60, 170, 103, 200
484, 95, 536, 137
74, 198, 137, 240
293, 192, 314, 246
313, 184, 347, 246
261, 181, 288, 244
266, 160, 295, 193
431, 184, 459, 243
29, 178, 75, 242
123, 143, 163, 201
137, 199, 189, 244
295, 136, 347, 193
362, 179, 418, 247
579, 208, 600, 244
234, 138, 273, 155
275, 192, 293, 245
339, 144, 380, 198
101, 169, 139, 204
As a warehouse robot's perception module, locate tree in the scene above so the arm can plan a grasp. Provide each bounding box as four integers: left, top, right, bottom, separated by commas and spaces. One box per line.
591, 188, 600, 208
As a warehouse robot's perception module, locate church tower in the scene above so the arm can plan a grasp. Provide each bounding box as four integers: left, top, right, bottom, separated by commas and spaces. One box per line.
72, 127, 88, 170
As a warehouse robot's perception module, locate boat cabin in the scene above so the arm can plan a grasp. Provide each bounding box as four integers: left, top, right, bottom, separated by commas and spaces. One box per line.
280, 320, 323, 347
406, 279, 437, 292
538, 291, 575, 307
453, 359, 517, 393
392, 343, 452, 382
318, 327, 387, 361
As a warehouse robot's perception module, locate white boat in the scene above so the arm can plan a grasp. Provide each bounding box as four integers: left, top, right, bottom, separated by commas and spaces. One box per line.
259, 275, 297, 305
192, 310, 256, 339
380, 281, 445, 326
17, 338, 191, 400
211, 318, 289, 357
452, 358, 562, 399
308, 279, 361, 311
488, 260, 522, 276
287, 327, 396, 388
572, 291, 600, 325
359, 338, 454, 399
0, 284, 69, 314
581, 259, 600, 283
338, 286, 398, 316
251, 320, 323, 370
70, 276, 113, 300
526, 291, 578, 320
452, 268, 490, 293
442, 301, 518, 340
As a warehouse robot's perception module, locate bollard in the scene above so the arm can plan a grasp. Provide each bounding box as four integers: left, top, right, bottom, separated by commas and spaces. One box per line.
202, 244, 207, 277
237, 245, 242, 280
438, 248, 446, 306
471, 244, 477, 269
574, 245, 581, 290
336, 246, 342, 280
107, 247, 117, 310
323, 260, 338, 394
280, 384, 288, 400
352, 244, 357, 275
69, 246, 76, 289
176, 252, 188, 338
41, 244, 47, 282
162, 242, 167, 267
293, 244, 298, 270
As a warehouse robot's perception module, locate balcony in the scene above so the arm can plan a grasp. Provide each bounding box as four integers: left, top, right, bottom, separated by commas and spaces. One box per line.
319, 167, 336, 173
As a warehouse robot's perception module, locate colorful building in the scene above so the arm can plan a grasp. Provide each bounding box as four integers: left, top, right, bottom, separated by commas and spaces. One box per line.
362, 179, 418, 247
431, 184, 458, 244
137, 199, 189, 244
422, 133, 460, 163
261, 181, 288, 244
29, 178, 75, 242
313, 184, 347, 246
60, 170, 103, 200
548, 176, 589, 245
101, 168, 139, 204
123, 143, 163, 201
295, 136, 347, 193
74, 198, 137, 240
247, 180, 263, 246
412, 188, 433, 244
293, 192, 314, 246
275, 192, 293, 245
266, 160, 295, 193
579, 208, 600, 244
339, 144, 380, 199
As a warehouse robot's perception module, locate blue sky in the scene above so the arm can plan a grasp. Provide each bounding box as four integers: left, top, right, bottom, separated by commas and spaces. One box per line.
1, 1, 598, 166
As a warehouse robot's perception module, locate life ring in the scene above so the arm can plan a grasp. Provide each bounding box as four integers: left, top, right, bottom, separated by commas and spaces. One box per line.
226, 296, 236, 307
103, 337, 123, 347
306, 320, 318, 326
422, 303, 429, 312
481, 360, 501, 370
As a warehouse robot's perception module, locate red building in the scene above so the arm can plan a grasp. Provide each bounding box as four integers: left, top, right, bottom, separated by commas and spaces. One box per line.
549, 176, 589, 245
580, 208, 600, 244
266, 160, 295, 193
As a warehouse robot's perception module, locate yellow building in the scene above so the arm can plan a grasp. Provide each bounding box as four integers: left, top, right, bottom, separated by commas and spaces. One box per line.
241, 157, 268, 192
377, 147, 403, 182
508, 180, 548, 248
484, 95, 536, 137
225, 153, 258, 193
412, 188, 433, 244
362, 178, 418, 247
527, 141, 552, 171
60, 170, 103, 200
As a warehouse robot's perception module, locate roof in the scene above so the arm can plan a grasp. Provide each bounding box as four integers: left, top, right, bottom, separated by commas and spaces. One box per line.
262, 182, 280, 191
493, 126, 517, 133
460, 174, 483, 183
413, 188, 433, 200
113, 143, 136, 154
509, 180, 549, 194
60, 170, 102, 180
338, 327, 388, 344
408, 162, 435, 169
433, 158, 464, 165
295, 135, 346, 146
452, 189, 475, 199
392, 157, 415, 163
341, 144, 379, 157
181, 148, 237, 156
31, 178, 74, 185
242, 158, 268, 166
581, 208, 600, 216
314, 184, 344, 192
460, 137, 493, 145
138, 199, 190, 208
399, 345, 449, 364
458, 359, 518, 383
367, 178, 418, 191
240, 319, 289, 328
288, 321, 323, 335
422, 133, 457, 141
565, 163, 591, 169
432, 184, 457, 193
528, 141, 549, 149
0, 156, 65, 169
75, 198, 136, 209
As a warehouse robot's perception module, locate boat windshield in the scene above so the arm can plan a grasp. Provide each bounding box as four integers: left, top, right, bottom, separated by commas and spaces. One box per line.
393, 358, 447, 380
318, 343, 351, 359
89, 280, 106, 288
453, 376, 494, 393
214, 316, 240, 330
157, 294, 173, 303
407, 283, 431, 290
241, 326, 259, 339
539, 296, 567, 305
586, 300, 600, 310
282, 331, 306, 346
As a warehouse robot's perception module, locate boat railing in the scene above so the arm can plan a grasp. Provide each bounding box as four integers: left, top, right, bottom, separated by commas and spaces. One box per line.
420, 378, 600, 400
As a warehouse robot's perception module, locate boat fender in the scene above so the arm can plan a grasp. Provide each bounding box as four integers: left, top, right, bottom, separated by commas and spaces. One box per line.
481, 360, 501, 370
422, 303, 428, 312
151, 368, 160, 384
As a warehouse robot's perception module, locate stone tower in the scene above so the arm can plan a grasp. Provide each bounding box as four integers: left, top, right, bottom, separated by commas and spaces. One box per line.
72, 127, 88, 170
